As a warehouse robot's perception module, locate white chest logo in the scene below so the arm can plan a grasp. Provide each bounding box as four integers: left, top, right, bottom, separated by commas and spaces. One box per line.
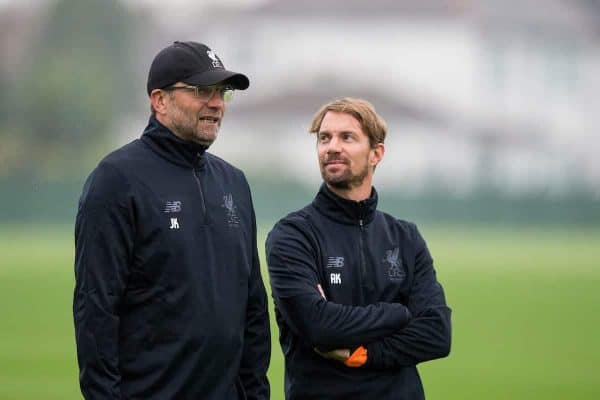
169, 218, 180, 230
330, 273, 342, 285
164, 200, 182, 213
327, 256, 345, 269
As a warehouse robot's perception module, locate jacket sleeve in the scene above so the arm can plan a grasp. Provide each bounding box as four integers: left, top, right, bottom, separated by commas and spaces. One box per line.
266, 219, 411, 348
73, 163, 134, 399
238, 189, 270, 400
364, 224, 452, 369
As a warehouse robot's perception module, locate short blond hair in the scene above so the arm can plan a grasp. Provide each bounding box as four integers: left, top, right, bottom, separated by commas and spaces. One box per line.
309, 98, 387, 148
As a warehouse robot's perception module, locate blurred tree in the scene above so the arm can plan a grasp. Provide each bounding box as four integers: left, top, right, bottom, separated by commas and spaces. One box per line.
0, 71, 6, 131
16, 0, 137, 179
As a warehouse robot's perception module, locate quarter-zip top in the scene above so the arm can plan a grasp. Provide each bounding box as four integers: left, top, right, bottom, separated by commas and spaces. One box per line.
74, 115, 270, 400
266, 183, 451, 400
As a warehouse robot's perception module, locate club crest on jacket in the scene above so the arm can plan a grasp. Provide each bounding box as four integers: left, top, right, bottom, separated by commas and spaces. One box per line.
222, 193, 240, 227
384, 247, 404, 282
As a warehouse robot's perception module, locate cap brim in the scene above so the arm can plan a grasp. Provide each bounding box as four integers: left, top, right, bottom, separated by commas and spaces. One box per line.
184, 69, 249, 90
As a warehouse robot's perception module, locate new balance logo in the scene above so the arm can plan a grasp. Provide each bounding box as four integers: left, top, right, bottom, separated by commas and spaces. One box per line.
330, 273, 341, 285
327, 256, 344, 269
169, 218, 180, 229
164, 201, 182, 213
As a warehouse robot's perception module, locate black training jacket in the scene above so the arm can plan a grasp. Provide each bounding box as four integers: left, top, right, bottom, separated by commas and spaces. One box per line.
266, 184, 451, 400
73, 116, 270, 400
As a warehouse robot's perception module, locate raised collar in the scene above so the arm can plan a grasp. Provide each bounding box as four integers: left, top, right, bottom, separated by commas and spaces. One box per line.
140, 115, 207, 169
312, 183, 378, 226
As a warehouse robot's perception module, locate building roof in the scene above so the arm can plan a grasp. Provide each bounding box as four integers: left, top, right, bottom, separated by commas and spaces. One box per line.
250, 0, 469, 18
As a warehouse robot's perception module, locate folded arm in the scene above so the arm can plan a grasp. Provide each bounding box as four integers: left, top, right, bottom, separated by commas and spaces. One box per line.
363, 224, 452, 369
266, 220, 411, 349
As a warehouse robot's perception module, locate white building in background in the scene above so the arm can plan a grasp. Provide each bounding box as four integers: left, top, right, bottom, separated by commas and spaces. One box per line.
197, 0, 600, 197
5, 0, 597, 196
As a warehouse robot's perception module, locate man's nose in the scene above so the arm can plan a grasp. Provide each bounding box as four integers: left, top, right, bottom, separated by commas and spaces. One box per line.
206, 91, 225, 108
326, 137, 342, 153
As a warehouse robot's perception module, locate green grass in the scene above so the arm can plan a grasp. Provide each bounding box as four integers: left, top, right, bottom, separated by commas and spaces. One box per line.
0, 224, 599, 399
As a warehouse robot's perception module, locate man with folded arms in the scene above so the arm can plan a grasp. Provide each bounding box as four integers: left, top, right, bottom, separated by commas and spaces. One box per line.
267, 97, 451, 399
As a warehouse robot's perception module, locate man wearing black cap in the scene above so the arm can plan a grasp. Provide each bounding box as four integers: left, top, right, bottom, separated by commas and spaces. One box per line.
74, 41, 270, 400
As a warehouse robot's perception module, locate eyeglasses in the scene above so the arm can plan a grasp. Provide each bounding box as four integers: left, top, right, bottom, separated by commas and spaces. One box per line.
166, 84, 235, 102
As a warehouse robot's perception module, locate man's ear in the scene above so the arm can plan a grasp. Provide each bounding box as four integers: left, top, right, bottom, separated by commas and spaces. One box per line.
371, 143, 385, 169
150, 89, 169, 116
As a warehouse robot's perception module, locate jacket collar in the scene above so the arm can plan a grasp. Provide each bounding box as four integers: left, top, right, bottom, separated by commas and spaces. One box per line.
312, 183, 378, 225
140, 115, 207, 169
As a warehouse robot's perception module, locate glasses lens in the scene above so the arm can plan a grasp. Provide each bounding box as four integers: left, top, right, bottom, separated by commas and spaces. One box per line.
172, 85, 234, 102
222, 88, 234, 103
195, 87, 213, 98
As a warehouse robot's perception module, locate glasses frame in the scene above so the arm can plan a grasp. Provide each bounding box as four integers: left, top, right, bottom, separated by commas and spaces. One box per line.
166, 84, 235, 102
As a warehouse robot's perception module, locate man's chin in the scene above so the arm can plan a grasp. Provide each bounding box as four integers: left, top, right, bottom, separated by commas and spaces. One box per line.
193, 131, 218, 147
322, 174, 351, 189
327, 180, 351, 190
322, 171, 368, 191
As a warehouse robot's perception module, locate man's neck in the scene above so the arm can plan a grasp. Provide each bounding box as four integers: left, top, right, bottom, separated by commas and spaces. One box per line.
155, 114, 180, 138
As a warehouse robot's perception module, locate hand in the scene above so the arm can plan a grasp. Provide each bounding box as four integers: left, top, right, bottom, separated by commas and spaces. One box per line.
317, 284, 327, 300
314, 347, 350, 362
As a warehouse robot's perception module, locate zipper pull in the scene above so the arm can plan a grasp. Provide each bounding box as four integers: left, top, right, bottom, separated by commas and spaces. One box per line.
194, 152, 203, 170
359, 219, 364, 229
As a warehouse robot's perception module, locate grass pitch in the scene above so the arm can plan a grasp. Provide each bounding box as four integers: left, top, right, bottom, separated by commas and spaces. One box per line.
0, 224, 598, 399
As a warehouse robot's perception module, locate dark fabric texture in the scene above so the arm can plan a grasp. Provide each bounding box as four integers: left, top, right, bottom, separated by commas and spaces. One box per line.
266, 184, 451, 400
74, 116, 270, 400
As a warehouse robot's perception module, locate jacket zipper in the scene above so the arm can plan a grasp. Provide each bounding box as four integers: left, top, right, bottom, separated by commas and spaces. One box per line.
359, 219, 369, 289
192, 168, 207, 222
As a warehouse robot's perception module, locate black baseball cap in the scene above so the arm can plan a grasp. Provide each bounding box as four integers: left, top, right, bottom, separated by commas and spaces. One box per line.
146, 41, 249, 95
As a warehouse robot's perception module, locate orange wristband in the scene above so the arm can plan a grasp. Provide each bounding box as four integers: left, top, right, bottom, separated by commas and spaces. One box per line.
344, 346, 368, 367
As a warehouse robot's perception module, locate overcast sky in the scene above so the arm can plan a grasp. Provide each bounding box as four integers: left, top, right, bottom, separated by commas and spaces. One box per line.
0, 0, 267, 9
